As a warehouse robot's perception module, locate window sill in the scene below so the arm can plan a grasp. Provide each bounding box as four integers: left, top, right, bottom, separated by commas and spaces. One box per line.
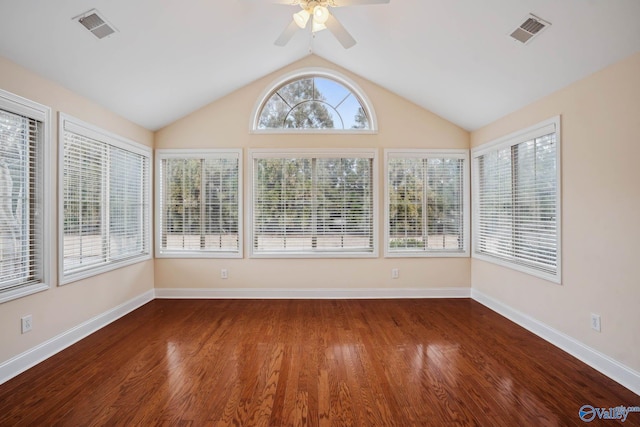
0, 282, 50, 304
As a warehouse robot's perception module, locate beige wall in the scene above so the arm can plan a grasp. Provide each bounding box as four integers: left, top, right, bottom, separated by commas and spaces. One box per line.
0, 56, 155, 364
154, 55, 471, 290
470, 52, 640, 371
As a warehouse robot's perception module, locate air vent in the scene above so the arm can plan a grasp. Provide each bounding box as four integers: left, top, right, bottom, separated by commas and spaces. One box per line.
74, 9, 118, 39
510, 14, 551, 45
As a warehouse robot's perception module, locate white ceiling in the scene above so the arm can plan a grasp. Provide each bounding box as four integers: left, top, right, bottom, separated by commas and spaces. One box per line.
0, 0, 639, 131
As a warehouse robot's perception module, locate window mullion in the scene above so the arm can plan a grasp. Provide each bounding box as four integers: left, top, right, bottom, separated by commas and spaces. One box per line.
200, 158, 205, 250
422, 158, 428, 251
311, 158, 318, 249
102, 145, 110, 264
511, 144, 518, 261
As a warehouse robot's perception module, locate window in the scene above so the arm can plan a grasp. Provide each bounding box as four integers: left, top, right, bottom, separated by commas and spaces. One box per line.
250, 149, 377, 257
156, 150, 242, 258
0, 89, 51, 303
253, 69, 376, 132
385, 150, 469, 257
472, 117, 561, 283
60, 114, 151, 284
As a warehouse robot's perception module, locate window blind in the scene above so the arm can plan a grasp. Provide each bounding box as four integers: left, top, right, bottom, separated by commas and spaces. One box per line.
473, 119, 560, 281
252, 152, 375, 256
387, 152, 467, 255
0, 110, 43, 292
62, 117, 150, 282
157, 152, 240, 256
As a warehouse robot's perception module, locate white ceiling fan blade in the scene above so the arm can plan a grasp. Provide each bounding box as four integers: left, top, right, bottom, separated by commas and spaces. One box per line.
274, 20, 300, 46
325, 14, 356, 49
332, 0, 390, 6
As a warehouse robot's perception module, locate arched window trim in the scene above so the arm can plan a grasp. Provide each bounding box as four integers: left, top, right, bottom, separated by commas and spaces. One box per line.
250, 67, 378, 134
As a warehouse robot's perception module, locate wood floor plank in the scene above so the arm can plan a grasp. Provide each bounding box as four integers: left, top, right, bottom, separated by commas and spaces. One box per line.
0, 299, 638, 426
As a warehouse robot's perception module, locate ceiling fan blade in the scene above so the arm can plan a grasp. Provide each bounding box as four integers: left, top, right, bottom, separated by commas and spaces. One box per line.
332, 0, 390, 6
274, 20, 300, 46
325, 14, 356, 49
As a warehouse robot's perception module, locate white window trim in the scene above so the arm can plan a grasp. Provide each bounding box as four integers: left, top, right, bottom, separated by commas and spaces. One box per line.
58, 113, 152, 285
0, 89, 52, 304
471, 116, 562, 284
384, 149, 470, 258
250, 67, 378, 134
155, 149, 243, 259
249, 148, 379, 258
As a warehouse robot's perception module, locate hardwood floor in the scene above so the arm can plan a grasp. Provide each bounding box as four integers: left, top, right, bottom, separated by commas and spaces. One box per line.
0, 299, 637, 426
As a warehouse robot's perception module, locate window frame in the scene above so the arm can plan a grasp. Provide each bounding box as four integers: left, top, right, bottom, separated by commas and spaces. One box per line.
0, 89, 52, 304
471, 116, 562, 283
384, 149, 470, 258
249, 148, 378, 258
155, 149, 243, 259
58, 113, 152, 285
250, 68, 378, 134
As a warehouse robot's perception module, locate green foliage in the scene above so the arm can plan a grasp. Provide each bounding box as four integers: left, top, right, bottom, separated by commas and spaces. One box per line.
257, 77, 370, 130
388, 157, 463, 249
352, 107, 368, 129
259, 78, 334, 129
254, 157, 372, 242
162, 158, 238, 236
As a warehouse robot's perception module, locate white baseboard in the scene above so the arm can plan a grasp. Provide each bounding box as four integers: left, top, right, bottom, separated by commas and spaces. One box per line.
154, 287, 471, 300
0, 289, 155, 386
471, 289, 640, 396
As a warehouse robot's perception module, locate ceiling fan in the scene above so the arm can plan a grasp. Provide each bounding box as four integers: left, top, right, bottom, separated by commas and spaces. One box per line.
265, 0, 390, 49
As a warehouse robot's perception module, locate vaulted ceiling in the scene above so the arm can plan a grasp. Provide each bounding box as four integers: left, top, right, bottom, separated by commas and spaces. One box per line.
1, 0, 639, 131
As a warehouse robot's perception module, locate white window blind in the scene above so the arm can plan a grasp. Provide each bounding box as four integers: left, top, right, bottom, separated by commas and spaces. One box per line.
472, 117, 561, 282
251, 150, 376, 257
156, 150, 241, 257
61, 115, 151, 283
0, 105, 46, 299
386, 150, 469, 256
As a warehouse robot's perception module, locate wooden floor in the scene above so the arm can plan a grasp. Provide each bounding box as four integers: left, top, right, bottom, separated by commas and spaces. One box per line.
0, 299, 637, 426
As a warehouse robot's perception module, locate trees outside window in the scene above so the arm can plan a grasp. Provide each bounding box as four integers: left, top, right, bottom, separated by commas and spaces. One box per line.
472, 117, 561, 283
156, 150, 242, 258
256, 74, 373, 131
385, 150, 469, 257
60, 115, 151, 284
0, 90, 51, 303
251, 149, 377, 257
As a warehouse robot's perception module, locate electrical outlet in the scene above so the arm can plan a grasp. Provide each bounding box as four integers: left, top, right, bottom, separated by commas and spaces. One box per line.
591, 313, 601, 332
221, 269, 228, 279
391, 268, 399, 279
21, 315, 32, 334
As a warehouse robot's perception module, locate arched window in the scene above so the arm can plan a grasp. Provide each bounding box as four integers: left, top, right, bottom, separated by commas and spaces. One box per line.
252, 69, 376, 132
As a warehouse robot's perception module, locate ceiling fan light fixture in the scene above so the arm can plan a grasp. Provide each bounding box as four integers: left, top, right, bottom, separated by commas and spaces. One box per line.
312, 20, 327, 33
313, 5, 330, 25
293, 9, 310, 28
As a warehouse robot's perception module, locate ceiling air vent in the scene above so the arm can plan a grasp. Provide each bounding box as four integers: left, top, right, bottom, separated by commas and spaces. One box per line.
510, 14, 551, 45
74, 9, 118, 39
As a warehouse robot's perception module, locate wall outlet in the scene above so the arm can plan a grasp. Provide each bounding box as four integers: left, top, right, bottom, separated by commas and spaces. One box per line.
590, 313, 601, 332
391, 268, 399, 279
221, 268, 228, 279
21, 315, 32, 334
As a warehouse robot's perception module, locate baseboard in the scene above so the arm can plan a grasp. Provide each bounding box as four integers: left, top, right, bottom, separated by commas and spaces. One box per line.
471, 289, 640, 396
0, 289, 155, 386
154, 287, 471, 299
